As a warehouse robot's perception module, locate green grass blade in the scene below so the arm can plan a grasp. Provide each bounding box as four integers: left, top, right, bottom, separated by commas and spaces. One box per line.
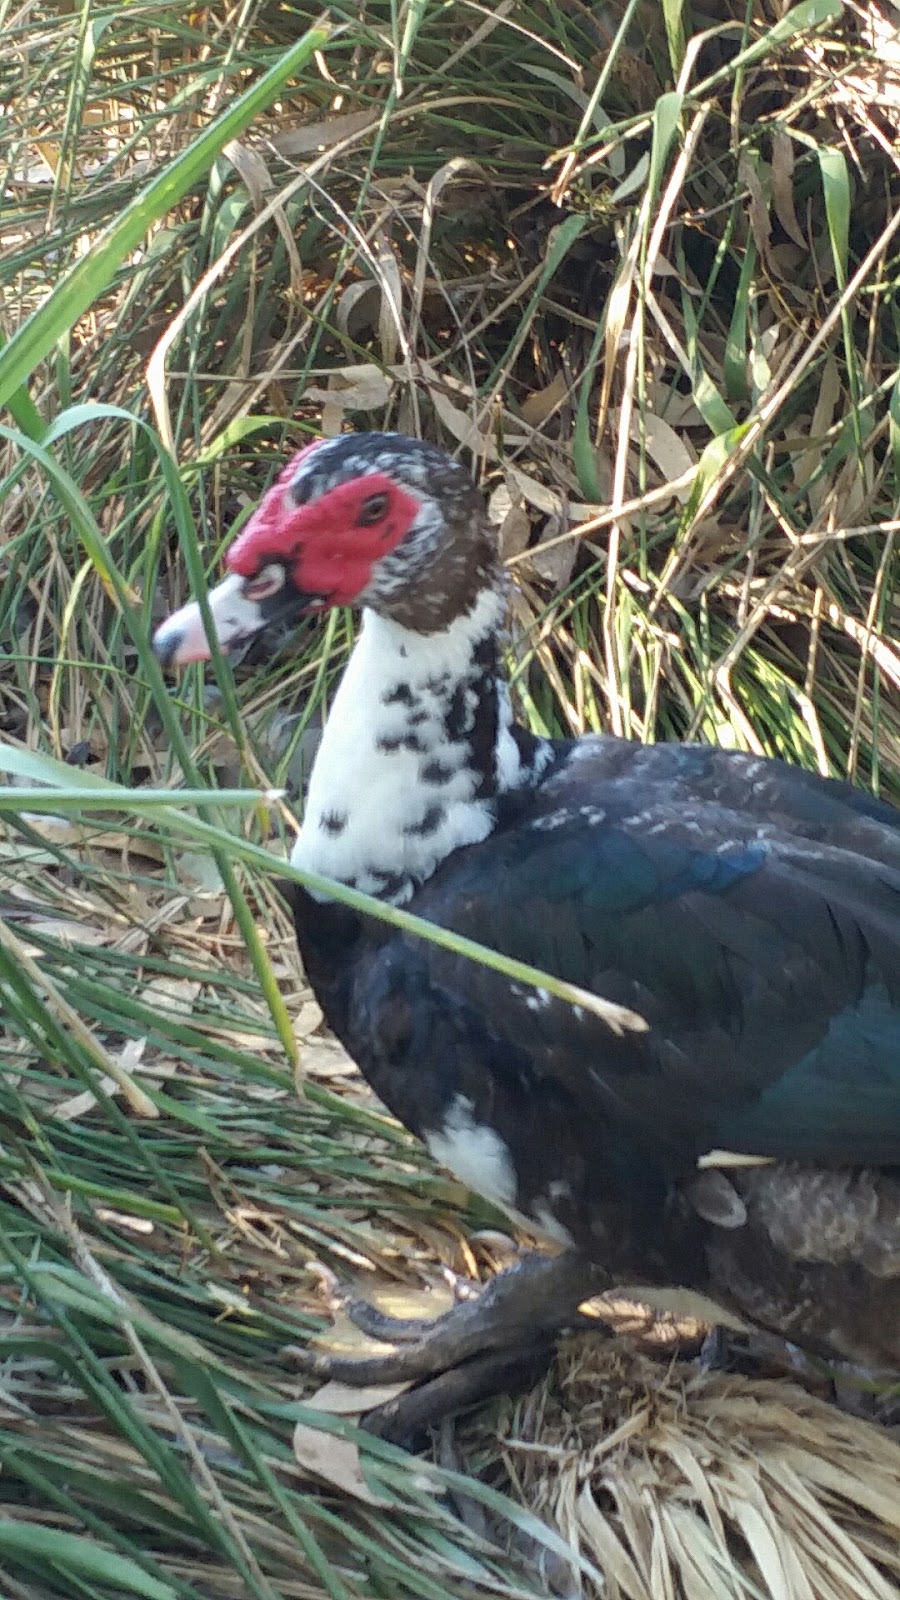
0, 25, 330, 415
818, 145, 849, 290
661, 0, 687, 73
0, 1523, 179, 1600
0, 741, 643, 1033
647, 92, 683, 204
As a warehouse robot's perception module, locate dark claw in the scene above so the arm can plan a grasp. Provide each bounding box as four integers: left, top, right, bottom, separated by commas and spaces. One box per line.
697, 1326, 804, 1379
287, 1251, 610, 1391
341, 1269, 479, 1344
341, 1296, 444, 1345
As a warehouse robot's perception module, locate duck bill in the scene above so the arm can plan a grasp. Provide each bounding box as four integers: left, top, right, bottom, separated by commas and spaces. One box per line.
153, 573, 315, 669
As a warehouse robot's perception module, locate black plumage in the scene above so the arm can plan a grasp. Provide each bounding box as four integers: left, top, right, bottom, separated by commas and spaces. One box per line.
286, 739, 900, 1372
153, 432, 900, 1409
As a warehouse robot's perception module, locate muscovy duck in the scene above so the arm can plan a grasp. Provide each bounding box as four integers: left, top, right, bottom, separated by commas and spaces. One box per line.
154, 432, 900, 1418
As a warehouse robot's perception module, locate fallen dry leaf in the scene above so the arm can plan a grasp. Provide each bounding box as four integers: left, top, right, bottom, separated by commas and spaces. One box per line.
771, 129, 806, 249
520, 369, 568, 429
302, 1039, 359, 1078
304, 363, 393, 416
427, 388, 494, 457
16, 917, 112, 954
273, 110, 379, 158
307, 1377, 413, 1415
627, 410, 696, 499
11, 816, 164, 864
52, 1039, 178, 1121
139, 976, 201, 1017
335, 281, 381, 340
294, 999, 324, 1038
292, 1420, 389, 1506
499, 503, 532, 561
505, 464, 563, 516
530, 518, 577, 591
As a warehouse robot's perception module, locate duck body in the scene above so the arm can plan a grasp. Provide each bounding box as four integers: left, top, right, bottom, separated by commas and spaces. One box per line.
288, 732, 900, 1370
155, 432, 900, 1376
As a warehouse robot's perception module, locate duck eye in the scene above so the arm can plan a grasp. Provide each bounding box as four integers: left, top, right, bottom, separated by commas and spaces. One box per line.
244, 563, 285, 602
357, 492, 389, 527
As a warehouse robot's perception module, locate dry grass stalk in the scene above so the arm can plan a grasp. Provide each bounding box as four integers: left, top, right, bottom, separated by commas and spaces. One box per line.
483, 1337, 900, 1600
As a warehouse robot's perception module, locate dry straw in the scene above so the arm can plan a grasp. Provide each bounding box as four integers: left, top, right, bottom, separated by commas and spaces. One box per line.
482, 1337, 900, 1600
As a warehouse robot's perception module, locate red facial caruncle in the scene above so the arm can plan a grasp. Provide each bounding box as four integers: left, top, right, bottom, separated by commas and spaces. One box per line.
226, 445, 422, 607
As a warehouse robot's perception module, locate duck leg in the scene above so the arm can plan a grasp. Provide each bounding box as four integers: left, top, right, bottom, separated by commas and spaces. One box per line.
298, 1250, 609, 1383
361, 1343, 559, 1444
288, 1251, 610, 1441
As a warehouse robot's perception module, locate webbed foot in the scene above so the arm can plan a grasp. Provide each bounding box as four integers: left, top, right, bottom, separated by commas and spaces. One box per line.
290, 1251, 610, 1444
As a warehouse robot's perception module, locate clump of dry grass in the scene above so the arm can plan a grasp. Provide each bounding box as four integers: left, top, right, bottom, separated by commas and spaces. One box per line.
4, 1, 900, 796
474, 1336, 900, 1599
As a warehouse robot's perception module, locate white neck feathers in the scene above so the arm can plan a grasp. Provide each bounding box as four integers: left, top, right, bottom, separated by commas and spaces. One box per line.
290, 588, 523, 901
